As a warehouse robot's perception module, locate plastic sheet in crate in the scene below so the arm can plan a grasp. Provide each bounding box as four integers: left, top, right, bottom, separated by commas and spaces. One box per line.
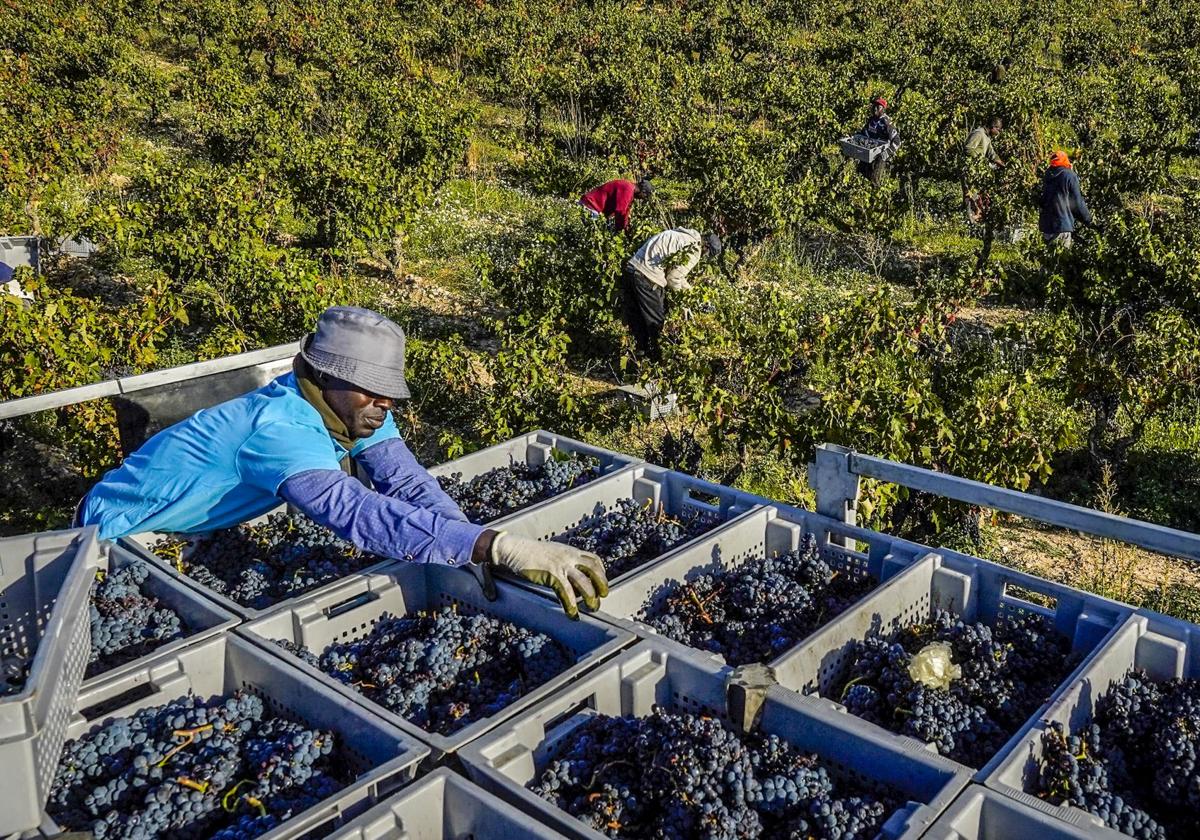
118, 504, 394, 621
0, 527, 102, 835
770, 548, 1133, 777
39, 633, 429, 840
495, 464, 764, 592
458, 640, 970, 840
237, 562, 634, 761
326, 767, 569, 839
591, 504, 926, 663
426, 430, 643, 525
924, 786, 1104, 840
83, 542, 239, 690
983, 609, 1200, 839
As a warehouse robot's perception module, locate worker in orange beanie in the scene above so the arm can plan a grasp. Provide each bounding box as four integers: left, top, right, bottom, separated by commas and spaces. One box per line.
1039, 151, 1092, 249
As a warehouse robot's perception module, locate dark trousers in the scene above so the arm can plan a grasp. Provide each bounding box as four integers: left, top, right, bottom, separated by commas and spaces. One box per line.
621, 266, 666, 363
857, 156, 889, 185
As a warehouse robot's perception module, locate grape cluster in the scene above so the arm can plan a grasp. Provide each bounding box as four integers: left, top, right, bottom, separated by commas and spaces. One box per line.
48, 690, 342, 840
276, 606, 572, 735
637, 535, 876, 665
153, 512, 381, 609
833, 610, 1076, 767
551, 498, 719, 579
437, 453, 602, 523
529, 707, 898, 839
88, 562, 185, 678
1035, 670, 1200, 839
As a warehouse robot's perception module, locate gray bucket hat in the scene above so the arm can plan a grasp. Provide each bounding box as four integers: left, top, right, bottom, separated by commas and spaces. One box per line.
300, 306, 411, 399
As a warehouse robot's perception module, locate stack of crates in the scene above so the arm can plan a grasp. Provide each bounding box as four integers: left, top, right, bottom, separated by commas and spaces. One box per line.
9, 429, 1200, 838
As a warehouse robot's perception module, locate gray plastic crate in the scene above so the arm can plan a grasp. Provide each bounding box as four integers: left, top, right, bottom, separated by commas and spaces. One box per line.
82, 542, 239, 690
495, 464, 765, 591
426, 430, 642, 525
923, 786, 1104, 840
0, 527, 102, 835
326, 767, 569, 839
983, 609, 1200, 838
41, 632, 429, 839
839, 135, 887, 162
238, 562, 634, 761
591, 503, 928, 663
770, 548, 1132, 778
118, 504, 394, 621
458, 640, 970, 840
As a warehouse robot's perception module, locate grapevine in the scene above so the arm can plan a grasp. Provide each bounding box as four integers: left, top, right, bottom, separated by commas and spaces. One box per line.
88, 561, 186, 678
529, 706, 899, 839
152, 512, 381, 609
437, 453, 602, 523
1034, 670, 1200, 839
832, 610, 1077, 767
551, 498, 719, 578
47, 691, 342, 840
276, 606, 572, 735
638, 534, 876, 665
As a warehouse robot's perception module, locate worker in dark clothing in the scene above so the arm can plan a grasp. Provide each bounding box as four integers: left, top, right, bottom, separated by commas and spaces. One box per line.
579, 178, 653, 233
622, 228, 721, 363
857, 97, 901, 184
80, 307, 609, 618
1039, 151, 1092, 249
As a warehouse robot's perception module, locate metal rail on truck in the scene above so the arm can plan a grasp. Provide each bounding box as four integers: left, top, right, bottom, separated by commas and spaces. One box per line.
809, 443, 1200, 563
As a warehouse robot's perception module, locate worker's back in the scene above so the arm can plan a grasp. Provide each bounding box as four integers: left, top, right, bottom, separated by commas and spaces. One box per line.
1039, 166, 1089, 234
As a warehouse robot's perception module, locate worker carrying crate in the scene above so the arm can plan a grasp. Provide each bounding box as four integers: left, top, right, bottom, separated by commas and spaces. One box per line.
77, 306, 610, 620
839, 96, 901, 185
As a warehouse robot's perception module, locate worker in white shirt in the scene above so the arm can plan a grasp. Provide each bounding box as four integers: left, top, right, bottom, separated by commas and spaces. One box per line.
621, 227, 721, 363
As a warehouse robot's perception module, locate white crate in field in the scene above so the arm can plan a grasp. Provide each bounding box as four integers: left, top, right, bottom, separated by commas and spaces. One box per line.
923, 786, 1106, 840
769, 548, 1132, 777
238, 562, 633, 761
983, 609, 1200, 838
495, 464, 765, 591
458, 640, 970, 840
427, 430, 642, 524
0, 527, 102, 835
41, 633, 429, 839
591, 503, 929, 662
83, 542, 239, 690
839, 134, 887, 162
326, 768, 570, 839
118, 504, 394, 621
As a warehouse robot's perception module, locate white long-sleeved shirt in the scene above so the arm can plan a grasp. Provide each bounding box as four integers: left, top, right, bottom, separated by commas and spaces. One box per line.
627, 228, 703, 290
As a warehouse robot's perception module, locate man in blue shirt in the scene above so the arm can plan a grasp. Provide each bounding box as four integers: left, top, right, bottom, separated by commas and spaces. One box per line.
82, 306, 608, 618
1039, 150, 1093, 249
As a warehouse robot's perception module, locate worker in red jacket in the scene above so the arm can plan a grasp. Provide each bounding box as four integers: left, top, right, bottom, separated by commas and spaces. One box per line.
579, 178, 653, 232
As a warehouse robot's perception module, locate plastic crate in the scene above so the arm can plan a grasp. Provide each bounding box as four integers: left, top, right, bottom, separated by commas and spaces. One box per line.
426, 430, 643, 525
40, 632, 430, 839
839, 135, 886, 162
238, 562, 634, 761
591, 503, 929, 662
923, 786, 1104, 840
770, 548, 1133, 778
83, 542, 239, 690
983, 609, 1200, 838
0, 527, 102, 835
326, 767, 569, 839
118, 504, 394, 621
458, 640, 969, 839
495, 464, 765, 591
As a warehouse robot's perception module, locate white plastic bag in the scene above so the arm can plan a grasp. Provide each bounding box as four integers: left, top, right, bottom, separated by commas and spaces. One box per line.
907, 641, 961, 690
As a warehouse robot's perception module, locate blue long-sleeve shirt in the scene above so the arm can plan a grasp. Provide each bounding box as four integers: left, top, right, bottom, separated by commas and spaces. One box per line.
82, 372, 484, 565
1040, 166, 1092, 234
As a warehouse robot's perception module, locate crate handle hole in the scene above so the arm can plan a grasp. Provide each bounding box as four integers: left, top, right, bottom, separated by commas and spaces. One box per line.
544, 697, 596, 738
1002, 581, 1058, 612
324, 591, 375, 619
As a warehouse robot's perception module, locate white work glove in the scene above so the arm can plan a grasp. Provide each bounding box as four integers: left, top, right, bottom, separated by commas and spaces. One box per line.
490, 533, 609, 619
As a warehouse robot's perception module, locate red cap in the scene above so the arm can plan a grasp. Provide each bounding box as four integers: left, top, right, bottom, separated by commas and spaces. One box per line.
873, 97, 887, 108
1049, 150, 1071, 168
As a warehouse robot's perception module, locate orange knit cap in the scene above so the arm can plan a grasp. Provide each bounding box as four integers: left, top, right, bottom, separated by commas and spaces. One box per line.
1049, 150, 1072, 168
